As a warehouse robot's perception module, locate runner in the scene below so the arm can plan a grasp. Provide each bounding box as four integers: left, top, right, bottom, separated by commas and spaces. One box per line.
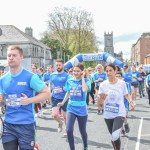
146, 73, 150, 104
43, 65, 53, 107
99, 63, 134, 150
0, 45, 50, 150
116, 71, 132, 135
87, 67, 95, 104
49, 59, 71, 136
131, 65, 140, 105
93, 64, 107, 115
138, 67, 146, 98
57, 63, 91, 150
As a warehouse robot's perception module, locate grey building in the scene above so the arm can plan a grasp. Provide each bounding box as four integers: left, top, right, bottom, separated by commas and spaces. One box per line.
0, 25, 52, 70
104, 32, 123, 62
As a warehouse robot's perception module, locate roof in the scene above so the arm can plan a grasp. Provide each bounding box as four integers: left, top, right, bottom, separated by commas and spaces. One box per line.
0, 25, 50, 49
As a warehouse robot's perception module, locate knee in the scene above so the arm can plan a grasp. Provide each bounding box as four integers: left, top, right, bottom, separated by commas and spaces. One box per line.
111, 132, 120, 141
66, 128, 73, 135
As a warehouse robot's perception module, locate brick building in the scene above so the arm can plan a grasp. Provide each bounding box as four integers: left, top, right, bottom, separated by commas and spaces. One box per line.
144, 53, 150, 64
131, 33, 150, 65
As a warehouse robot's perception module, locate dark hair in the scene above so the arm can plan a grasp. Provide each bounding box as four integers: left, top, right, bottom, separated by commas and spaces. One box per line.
104, 63, 116, 71
56, 59, 64, 64
74, 63, 84, 71
7, 45, 23, 56
116, 65, 121, 72
116, 71, 122, 77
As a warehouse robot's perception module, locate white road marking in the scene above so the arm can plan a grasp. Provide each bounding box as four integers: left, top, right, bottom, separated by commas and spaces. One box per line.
141, 134, 150, 137
135, 117, 143, 150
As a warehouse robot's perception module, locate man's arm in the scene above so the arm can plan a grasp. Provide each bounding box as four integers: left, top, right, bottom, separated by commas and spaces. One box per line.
21, 86, 51, 105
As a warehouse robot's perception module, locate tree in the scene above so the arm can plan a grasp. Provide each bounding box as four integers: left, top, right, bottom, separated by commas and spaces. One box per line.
42, 7, 98, 58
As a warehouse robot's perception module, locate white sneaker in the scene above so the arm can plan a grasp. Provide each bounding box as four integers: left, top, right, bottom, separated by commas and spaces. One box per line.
58, 121, 63, 132
38, 111, 43, 118
63, 130, 67, 137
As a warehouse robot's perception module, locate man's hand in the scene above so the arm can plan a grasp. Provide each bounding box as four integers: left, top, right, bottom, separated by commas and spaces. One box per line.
20, 93, 31, 105
57, 102, 63, 108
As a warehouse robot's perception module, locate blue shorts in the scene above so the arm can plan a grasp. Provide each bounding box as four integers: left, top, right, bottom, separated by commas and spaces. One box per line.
2, 121, 36, 150
51, 97, 68, 112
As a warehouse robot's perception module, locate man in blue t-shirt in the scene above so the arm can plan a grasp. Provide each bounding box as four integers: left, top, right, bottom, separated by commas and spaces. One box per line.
50, 59, 71, 136
0, 45, 50, 150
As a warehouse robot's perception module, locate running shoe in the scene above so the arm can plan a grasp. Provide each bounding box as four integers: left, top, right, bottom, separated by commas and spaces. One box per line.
97, 110, 100, 115
58, 121, 63, 132
63, 130, 67, 137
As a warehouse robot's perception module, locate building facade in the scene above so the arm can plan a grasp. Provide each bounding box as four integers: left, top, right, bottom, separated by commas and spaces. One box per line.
0, 25, 52, 70
144, 53, 150, 64
131, 33, 150, 65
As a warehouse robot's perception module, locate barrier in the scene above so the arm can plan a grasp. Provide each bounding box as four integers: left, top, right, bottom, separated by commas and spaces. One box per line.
64, 52, 124, 69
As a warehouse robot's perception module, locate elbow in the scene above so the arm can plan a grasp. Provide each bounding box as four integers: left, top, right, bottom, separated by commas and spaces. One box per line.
82, 88, 88, 93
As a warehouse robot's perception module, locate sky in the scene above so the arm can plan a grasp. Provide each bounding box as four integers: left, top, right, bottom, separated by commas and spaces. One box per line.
1, 0, 150, 59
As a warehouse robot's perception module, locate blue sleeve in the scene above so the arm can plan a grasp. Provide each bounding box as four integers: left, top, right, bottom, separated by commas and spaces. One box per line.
64, 81, 70, 92
86, 80, 91, 92
93, 74, 96, 81
0, 79, 2, 93
30, 74, 45, 92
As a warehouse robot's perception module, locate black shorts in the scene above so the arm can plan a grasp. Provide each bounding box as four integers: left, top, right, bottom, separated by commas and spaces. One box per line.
51, 97, 68, 112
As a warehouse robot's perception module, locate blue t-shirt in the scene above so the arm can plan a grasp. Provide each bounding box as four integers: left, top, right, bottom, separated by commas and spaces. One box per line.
50, 71, 71, 99
64, 78, 91, 116
146, 74, 150, 87
93, 72, 107, 87
43, 72, 51, 82
123, 72, 132, 83
37, 74, 44, 81
131, 71, 140, 85
0, 68, 45, 124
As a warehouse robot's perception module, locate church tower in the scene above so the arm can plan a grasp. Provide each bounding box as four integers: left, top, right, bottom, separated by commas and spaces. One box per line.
104, 32, 114, 56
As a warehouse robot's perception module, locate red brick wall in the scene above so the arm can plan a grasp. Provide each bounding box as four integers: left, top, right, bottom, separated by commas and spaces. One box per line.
140, 38, 150, 64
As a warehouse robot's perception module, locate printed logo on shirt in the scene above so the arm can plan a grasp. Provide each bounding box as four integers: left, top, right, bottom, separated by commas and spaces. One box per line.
17, 82, 27, 85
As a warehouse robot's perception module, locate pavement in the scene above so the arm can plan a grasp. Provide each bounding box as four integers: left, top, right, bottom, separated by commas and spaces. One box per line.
0, 94, 150, 150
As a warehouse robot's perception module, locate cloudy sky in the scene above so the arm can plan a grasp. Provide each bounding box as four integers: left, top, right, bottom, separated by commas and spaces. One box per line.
1, 0, 150, 59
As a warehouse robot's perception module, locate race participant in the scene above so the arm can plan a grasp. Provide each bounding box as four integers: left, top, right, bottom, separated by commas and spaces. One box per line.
131, 65, 140, 105
49, 59, 71, 136
99, 63, 134, 150
87, 67, 95, 104
146, 74, 150, 104
57, 63, 91, 150
0, 45, 50, 150
116, 71, 132, 135
43, 65, 53, 86
138, 67, 146, 98
43, 65, 53, 107
93, 64, 107, 115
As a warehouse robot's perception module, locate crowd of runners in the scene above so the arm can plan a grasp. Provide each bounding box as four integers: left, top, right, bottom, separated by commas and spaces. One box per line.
0, 45, 150, 150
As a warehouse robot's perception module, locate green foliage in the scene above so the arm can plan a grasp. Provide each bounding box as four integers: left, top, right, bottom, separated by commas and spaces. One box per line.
41, 7, 100, 61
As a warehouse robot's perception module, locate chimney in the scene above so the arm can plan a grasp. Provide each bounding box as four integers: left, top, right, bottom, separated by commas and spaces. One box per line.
0, 28, 2, 36
25, 27, 33, 37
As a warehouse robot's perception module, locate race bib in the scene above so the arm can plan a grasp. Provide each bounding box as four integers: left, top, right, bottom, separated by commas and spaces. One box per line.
70, 89, 82, 96
53, 87, 63, 94
5, 94, 21, 107
105, 103, 119, 113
